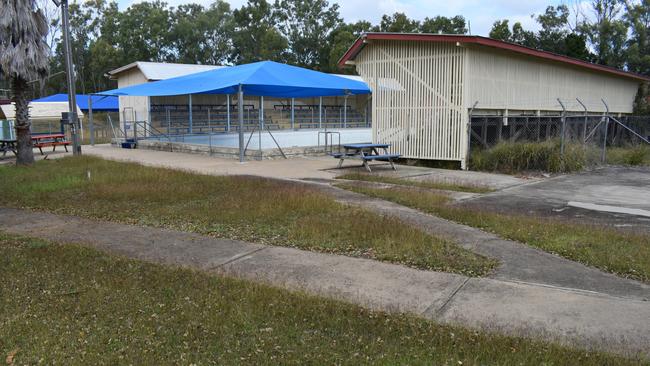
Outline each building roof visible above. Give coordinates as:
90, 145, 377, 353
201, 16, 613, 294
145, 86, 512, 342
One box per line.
338, 32, 650, 82
107, 61, 224, 81
31, 93, 118, 111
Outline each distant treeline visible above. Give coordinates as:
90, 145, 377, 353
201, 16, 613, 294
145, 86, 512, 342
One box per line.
32, 0, 650, 106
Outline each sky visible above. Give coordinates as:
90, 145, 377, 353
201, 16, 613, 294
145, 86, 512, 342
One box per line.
116, 0, 569, 36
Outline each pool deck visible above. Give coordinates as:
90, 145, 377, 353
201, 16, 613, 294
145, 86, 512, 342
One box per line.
82, 144, 529, 189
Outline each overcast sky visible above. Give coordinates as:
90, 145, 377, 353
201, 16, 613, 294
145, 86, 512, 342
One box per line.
116, 0, 569, 36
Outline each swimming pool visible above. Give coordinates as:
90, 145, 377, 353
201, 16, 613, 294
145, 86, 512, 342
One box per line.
155, 128, 372, 149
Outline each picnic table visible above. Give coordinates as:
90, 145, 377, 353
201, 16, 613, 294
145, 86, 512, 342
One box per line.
32, 133, 70, 155
333, 143, 401, 172
0, 139, 17, 157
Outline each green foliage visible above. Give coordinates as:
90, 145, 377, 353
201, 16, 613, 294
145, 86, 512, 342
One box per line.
0, 156, 495, 276
1, 234, 638, 365
470, 140, 588, 174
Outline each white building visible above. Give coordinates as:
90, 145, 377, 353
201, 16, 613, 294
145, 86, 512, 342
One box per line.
338, 33, 649, 168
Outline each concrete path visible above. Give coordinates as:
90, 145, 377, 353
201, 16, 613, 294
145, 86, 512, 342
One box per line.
462, 166, 650, 234
1, 207, 649, 358
314, 183, 650, 301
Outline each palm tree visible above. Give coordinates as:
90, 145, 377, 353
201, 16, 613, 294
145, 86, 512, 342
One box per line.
0, 0, 50, 165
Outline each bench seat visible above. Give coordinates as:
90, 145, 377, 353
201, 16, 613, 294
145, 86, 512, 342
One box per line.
362, 154, 401, 161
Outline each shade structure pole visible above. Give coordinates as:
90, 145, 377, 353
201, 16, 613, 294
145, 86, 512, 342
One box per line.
343, 95, 348, 128
319, 97, 322, 129
259, 96, 263, 159
291, 98, 295, 129
238, 84, 244, 162
226, 94, 231, 132
188, 94, 193, 134
88, 95, 94, 145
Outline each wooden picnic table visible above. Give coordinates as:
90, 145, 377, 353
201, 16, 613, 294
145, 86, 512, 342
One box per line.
32, 133, 70, 155
333, 143, 401, 172
1, 134, 71, 157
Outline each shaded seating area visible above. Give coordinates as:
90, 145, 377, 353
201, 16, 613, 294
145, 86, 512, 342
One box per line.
99, 60, 371, 161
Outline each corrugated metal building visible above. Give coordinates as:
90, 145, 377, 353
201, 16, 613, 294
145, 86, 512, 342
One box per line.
338, 33, 649, 168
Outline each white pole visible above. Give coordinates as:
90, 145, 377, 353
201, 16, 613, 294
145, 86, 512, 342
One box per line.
291, 98, 295, 129
259, 96, 263, 159
188, 94, 193, 134
319, 96, 322, 129
226, 94, 231, 132
238, 85, 244, 162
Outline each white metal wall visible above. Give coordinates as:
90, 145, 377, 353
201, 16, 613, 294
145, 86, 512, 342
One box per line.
355, 40, 468, 165
116, 68, 150, 125
465, 46, 639, 113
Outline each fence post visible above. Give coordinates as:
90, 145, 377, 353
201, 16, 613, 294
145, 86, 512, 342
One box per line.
465, 101, 478, 170
601, 99, 610, 163
576, 98, 588, 144
557, 98, 566, 157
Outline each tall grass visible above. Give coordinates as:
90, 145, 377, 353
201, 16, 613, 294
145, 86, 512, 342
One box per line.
470, 140, 589, 174
0, 156, 495, 276
471, 140, 650, 174
1, 233, 638, 365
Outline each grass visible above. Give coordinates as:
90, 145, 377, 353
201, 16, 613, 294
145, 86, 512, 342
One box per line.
470, 140, 590, 174
470, 141, 650, 174
0, 232, 643, 365
607, 145, 650, 166
337, 183, 650, 284
0, 156, 495, 277
336, 172, 493, 193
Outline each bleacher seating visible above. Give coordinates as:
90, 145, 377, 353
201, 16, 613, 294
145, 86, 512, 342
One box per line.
148, 103, 370, 135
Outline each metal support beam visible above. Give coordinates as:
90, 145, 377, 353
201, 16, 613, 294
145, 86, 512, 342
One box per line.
188, 94, 193, 134
557, 98, 566, 156
601, 99, 610, 163
259, 96, 263, 159
226, 94, 231, 132
88, 95, 94, 145
319, 97, 322, 129
238, 85, 244, 162
576, 98, 588, 143
291, 98, 295, 129
465, 101, 478, 170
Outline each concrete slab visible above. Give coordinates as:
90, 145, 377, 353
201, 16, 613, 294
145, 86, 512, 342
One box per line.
216, 245, 467, 314
462, 166, 650, 233
0, 207, 263, 270
436, 278, 650, 356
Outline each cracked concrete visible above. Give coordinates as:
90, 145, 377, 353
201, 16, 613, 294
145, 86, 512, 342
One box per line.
1, 207, 649, 358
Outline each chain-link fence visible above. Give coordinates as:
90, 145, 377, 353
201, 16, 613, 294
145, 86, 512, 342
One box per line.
469, 114, 650, 161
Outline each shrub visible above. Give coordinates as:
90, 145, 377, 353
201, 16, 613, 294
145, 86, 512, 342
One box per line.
470, 140, 586, 174
607, 145, 650, 166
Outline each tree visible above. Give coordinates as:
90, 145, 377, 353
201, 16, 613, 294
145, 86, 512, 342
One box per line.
580, 0, 628, 67
327, 20, 372, 72
0, 0, 50, 165
420, 15, 467, 34
374, 12, 420, 33
489, 20, 512, 41
231, 0, 288, 64
624, 0, 650, 75
171, 1, 234, 65
274, 0, 342, 70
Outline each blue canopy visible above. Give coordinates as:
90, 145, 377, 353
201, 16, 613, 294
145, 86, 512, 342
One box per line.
31, 93, 119, 111
100, 61, 371, 98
